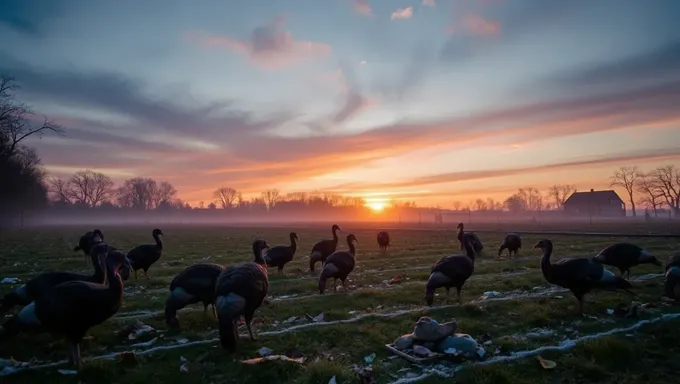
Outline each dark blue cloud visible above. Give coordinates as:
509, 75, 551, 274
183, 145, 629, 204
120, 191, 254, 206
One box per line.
0, 0, 62, 36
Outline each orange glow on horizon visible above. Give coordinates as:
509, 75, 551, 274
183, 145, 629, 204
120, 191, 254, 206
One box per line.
364, 197, 388, 212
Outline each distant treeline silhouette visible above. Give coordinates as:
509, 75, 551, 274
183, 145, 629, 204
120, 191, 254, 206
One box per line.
1, 73, 679, 227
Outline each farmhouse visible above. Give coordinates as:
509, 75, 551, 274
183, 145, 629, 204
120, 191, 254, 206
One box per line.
563, 189, 625, 217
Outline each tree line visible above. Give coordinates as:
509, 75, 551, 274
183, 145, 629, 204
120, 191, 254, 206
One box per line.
609, 165, 680, 217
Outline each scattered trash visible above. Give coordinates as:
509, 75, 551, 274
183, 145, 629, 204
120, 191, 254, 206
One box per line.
364, 352, 376, 364
481, 291, 501, 299
606, 308, 615, 315
393, 334, 414, 350
176, 338, 189, 344
413, 345, 433, 358
388, 276, 403, 285
179, 356, 189, 373
437, 333, 482, 357
305, 313, 325, 323
536, 355, 557, 369
283, 316, 298, 323
554, 296, 564, 300
130, 337, 158, 348
57, 369, 77, 375
118, 321, 155, 340
412, 317, 457, 342
0, 277, 20, 284
258, 347, 273, 357
328, 376, 337, 384
240, 355, 305, 365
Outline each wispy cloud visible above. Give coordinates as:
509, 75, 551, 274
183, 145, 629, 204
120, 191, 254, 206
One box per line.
186, 16, 331, 69
447, 14, 500, 35
351, 0, 373, 16
422, 0, 436, 7
391, 7, 413, 20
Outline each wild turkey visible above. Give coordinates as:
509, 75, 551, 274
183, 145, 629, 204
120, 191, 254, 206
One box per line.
0, 233, 108, 316
456, 223, 483, 253
534, 239, 634, 314
664, 253, 680, 300
318, 234, 358, 294
377, 231, 390, 254
425, 234, 476, 306
592, 242, 662, 279
126, 228, 164, 279
0, 244, 129, 368
309, 224, 341, 272
165, 263, 225, 328
73, 229, 104, 259
498, 233, 522, 258
214, 239, 270, 352
263, 232, 298, 275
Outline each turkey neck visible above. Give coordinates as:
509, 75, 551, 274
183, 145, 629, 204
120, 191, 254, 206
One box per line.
105, 261, 124, 299
332, 227, 339, 245
253, 247, 266, 265
89, 249, 105, 282
457, 225, 464, 241
153, 233, 163, 250
289, 235, 297, 253
463, 240, 476, 262
347, 240, 356, 256
539, 243, 553, 277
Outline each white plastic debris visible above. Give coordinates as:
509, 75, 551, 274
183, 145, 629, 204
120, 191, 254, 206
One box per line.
128, 324, 155, 340
328, 376, 337, 384
312, 313, 325, 322
0, 278, 20, 284
131, 337, 158, 348
481, 291, 500, 299
177, 338, 189, 344
258, 347, 273, 357
57, 369, 78, 375
443, 347, 458, 355
606, 309, 615, 315
283, 316, 298, 323
179, 356, 189, 373
364, 352, 376, 364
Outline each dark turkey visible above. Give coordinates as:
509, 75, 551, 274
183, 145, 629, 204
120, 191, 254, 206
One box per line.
592, 242, 662, 279
425, 234, 476, 306
165, 263, 225, 328
309, 224, 341, 272
456, 223, 483, 253
0, 244, 129, 368
534, 239, 634, 314
214, 239, 269, 352
377, 231, 390, 254
498, 233, 522, 258
264, 232, 298, 275
318, 234, 358, 294
73, 229, 105, 257
126, 228, 164, 279
664, 253, 680, 300
0, 233, 108, 316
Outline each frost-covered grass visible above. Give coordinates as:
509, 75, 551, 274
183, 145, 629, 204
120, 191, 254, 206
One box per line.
0, 223, 679, 383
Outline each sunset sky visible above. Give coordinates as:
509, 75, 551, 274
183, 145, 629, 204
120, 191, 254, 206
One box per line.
1, 0, 680, 208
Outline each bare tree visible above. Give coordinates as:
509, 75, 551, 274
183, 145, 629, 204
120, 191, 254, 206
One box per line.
610, 166, 638, 217
68, 170, 96, 206
198, 201, 205, 209
152, 181, 177, 208
261, 189, 281, 210
117, 177, 156, 209
88, 171, 114, 206
451, 201, 462, 211
474, 198, 488, 211
47, 177, 73, 203
636, 172, 661, 217
504, 194, 524, 213
650, 165, 680, 216
0, 75, 63, 160
547, 184, 576, 210
236, 192, 244, 207
213, 187, 238, 208
516, 188, 543, 211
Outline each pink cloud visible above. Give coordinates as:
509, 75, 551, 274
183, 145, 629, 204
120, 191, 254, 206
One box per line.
422, 0, 436, 7
352, 0, 373, 16
186, 16, 331, 69
447, 14, 501, 35
391, 7, 414, 20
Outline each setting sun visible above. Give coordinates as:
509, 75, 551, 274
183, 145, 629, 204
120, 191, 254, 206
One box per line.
367, 202, 385, 212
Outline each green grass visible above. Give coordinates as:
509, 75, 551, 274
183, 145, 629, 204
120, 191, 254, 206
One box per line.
1, 223, 679, 383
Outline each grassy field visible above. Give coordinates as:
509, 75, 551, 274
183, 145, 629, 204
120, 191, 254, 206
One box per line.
0, 222, 679, 383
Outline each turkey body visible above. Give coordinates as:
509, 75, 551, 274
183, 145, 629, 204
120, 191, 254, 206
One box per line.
377, 231, 390, 253
214, 240, 269, 352
593, 242, 662, 279
535, 239, 634, 314
127, 228, 164, 279
498, 233, 522, 258
0, 244, 128, 367
664, 253, 680, 299
0, 234, 107, 316
264, 232, 298, 275
165, 263, 225, 327
309, 224, 341, 272
425, 235, 476, 306
318, 234, 357, 294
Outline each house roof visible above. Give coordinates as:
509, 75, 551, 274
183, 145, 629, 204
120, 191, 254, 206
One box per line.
564, 189, 624, 206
